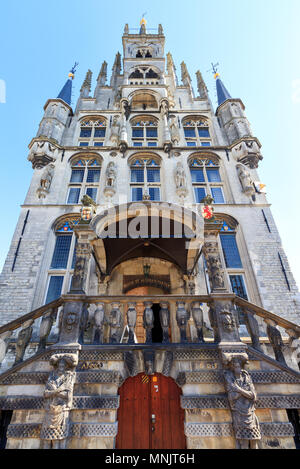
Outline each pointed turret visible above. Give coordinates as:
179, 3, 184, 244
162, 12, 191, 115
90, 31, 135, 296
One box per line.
214, 68, 262, 167
57, 63, 78, 106
214, 72, 232, 106
180, 61, 191, 87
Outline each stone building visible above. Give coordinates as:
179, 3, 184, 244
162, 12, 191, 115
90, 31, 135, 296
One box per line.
0, 20, 299, 450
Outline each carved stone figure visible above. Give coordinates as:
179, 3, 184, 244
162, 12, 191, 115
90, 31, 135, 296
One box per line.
265, 319, 286, 364
223, 353, 261, 449
174, 162, 186, 189
160, 99, 169, 117
220, 309, 236, 332
14, 320, 34, 365
120, 99, 131, 121
109, 302, 122, 343
106, 162, 117, 188
41, 353, 78, 449
237, 164, 255, 197
169, 116, 180, 145
126, 302, 137, 344
93, 303, 105, 344
110, 116, 120, 145
143, 302, 154, 343
40, 163, 55, 191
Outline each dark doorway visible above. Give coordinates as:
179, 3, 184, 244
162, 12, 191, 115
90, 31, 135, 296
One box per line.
152, 303, 163, 343
287, 409, 300, 449
0, 410, 13, 449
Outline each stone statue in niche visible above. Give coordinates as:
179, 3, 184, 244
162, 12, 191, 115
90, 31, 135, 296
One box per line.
237, 164, 255, 197
223, 353, 261, 449
169, 116, 180, 145
39, 163, 55, 192
110, 116, 120, 145
106, 162, 117, 188
174, 162, 186, 189
120, 99, 131, 121
40, 353, 78, 449
160, 99, 169, 117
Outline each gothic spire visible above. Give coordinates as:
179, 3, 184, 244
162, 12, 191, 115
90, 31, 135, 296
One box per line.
214, 72, 232, 106
57, 63, 78, 106
110, 53, 121, 87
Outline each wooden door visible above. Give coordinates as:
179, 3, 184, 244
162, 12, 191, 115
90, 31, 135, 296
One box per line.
116, 373, 186, 449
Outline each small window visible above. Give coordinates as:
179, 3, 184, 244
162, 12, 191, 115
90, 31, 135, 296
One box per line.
67, 187, 81, 204
211, 187, 225, 204
79, 142, 89, 147
187, 142, 196, 147
70, 169, 84, 183
220, 234, 242, 268
194, 187, 206, 203
131, 169, 144, 183
191, 169, 205, 183
50, 235, 72, 269
45, 276, 64, 304
229, 275, 248, 300
86, 187, 97, 201
87, 169, 100, 183
207, 169, 221, 182
149, 187, 160, 201
132, 187, 143, 201
80, 128, 92, 138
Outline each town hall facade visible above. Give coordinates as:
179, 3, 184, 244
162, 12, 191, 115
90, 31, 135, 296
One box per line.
0, 21, 299, 450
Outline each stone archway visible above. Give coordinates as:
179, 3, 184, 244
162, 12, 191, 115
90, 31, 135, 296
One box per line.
116, 373, 186, 449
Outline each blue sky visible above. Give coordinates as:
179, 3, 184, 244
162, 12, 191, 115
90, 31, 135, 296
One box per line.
0, 0, 300, 289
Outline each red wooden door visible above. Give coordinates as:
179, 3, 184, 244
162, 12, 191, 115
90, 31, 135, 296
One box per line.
116, 373, 186, 449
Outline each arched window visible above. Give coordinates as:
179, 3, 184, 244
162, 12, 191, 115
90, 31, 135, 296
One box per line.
44, 217, 80, 304
131, 116, 158, 147
67, 156, 101, 204
189, 156, 225, 204
130, 156, 161, 201
78, 117, 106, 147
129, 67, 160, 85
183, 117, 211, 147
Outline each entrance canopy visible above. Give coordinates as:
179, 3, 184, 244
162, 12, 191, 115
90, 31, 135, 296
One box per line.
90, 202, 204, 275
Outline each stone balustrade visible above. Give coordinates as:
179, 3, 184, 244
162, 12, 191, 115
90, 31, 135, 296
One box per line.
0, 294, 299, 376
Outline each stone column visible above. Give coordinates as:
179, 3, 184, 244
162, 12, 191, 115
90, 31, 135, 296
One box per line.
69, 226, 97, 295
203, 219, 241, 345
